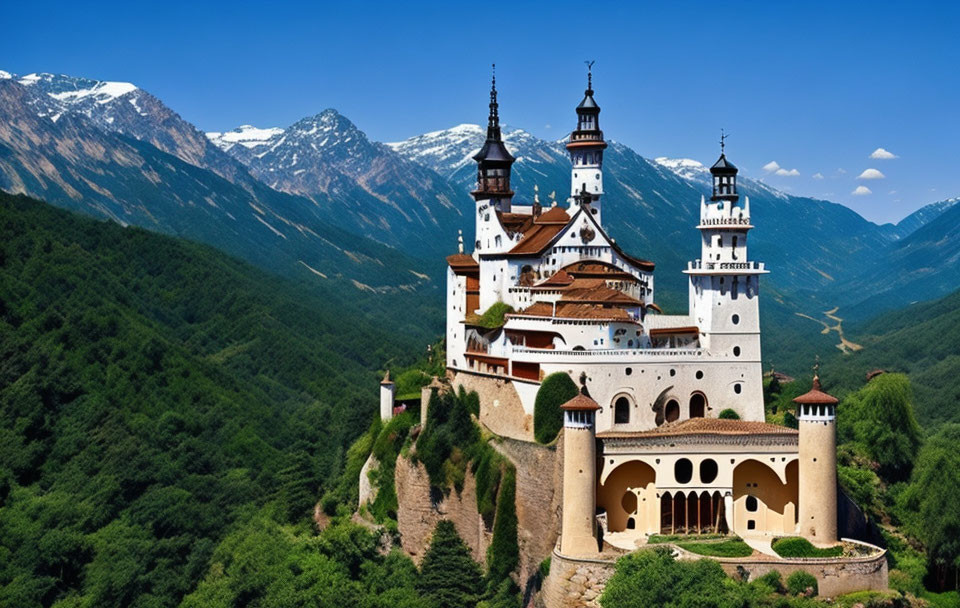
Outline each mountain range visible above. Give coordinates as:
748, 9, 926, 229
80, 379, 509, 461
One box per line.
2, 68, 960, 360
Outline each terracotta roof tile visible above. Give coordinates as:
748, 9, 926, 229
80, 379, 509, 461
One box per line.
446, 253, 479, 268
535, 206, 570, 224
507, 223, 565, 255
561, 393, 600, 411
597, 418, 797, 439
793, 376, 839, 405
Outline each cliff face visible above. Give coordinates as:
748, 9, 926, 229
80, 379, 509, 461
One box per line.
394, 454, 489, 565
393, 436, 564, 587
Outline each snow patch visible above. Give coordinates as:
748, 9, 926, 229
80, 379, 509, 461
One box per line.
49, 80, 138, 104
0, 70, 12, 79
206, 125, 283, 150
654, 157, 709, 182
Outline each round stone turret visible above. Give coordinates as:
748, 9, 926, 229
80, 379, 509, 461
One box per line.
560, 391, 600, 557
794, 374, 839, 546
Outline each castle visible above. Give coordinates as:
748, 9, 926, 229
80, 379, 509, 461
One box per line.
379, 67, 887, 599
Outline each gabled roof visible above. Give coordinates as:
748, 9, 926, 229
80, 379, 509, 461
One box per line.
511, 302, 637, 322
536, 206, 571, 224
558, 279, 643, 306
535, 269, 575, 288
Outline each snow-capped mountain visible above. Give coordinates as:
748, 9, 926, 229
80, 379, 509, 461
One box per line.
653, 157, 711, 184
206, 110, 473, 257
0, 74, 430, 290
7, 70, 255, 185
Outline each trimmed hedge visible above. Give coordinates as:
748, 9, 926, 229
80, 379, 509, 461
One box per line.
772, 537, 843, 558
675, 539, 753, 557
718, 408, 740, 420
534, 372, 580, 444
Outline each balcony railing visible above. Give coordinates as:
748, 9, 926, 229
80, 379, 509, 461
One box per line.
687, 260, 766, 272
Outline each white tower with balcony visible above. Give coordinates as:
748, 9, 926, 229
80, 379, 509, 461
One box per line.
566, 62, 607, 225
684, 136, 768, 420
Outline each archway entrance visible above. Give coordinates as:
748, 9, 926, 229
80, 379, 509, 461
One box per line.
659, 491, 728, 535
689, 392, 706, 418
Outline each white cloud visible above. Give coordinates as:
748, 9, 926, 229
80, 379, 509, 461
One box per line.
812, 172, 824, 180
836, 168, 847, 175
775, 168, 800, 177
762, 161, 781, 172
857, 168, 885, 180
870, 147, 898, 159
852, 185, 872, 196
544, 123, 552, 130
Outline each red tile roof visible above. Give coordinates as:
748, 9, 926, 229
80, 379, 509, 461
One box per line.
446, 253, 479, 269
792, 376, 839, 405
561, 393, 600, 411
597, 418, 797, 439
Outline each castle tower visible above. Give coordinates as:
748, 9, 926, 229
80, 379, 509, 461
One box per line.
684, 138, 768, 420
794, 372, 839, 546
471, 64, 515, 215
566, 62, 607, 224
560, 392, 600, 557
380, 371, 395, 422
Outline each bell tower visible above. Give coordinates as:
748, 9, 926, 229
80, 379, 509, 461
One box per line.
566, 61, 607, 224
684, 136, 768, 420
471, 64, 515, 213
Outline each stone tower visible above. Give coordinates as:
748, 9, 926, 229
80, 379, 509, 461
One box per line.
380, 371, 395, 422
566, 63, 607, 224
684, 141, 768, 421
794, 374, 839, 546
560, 392, 600, 557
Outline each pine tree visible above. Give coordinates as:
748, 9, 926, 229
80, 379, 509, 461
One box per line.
418, 520, 483, 608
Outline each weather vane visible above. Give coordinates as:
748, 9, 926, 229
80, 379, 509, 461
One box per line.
584, 60, 595, 88
720, 129, 728, 154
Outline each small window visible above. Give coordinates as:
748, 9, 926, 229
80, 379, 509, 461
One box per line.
696, 370, 704, 380
746, 496, 758, 512
700, 459, 718, 484
747, 520, 756, 530
732, 314, 740, 325
625, 367, 632, 376
665, 400, 680, 422
734, 384, 742, 394
675, 459, 693, 484
733, 346, 741, 357
614, 397, 631, 424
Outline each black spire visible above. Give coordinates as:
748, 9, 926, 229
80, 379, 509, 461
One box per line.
568, 61, 606, 151
710, 130, 739, 202
471, 64, 514, 202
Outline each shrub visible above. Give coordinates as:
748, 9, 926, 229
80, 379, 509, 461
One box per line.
718, 408, 740, 420
600, 548, 733, 608
534, 372, 579, 444
786, 570, 818, 596
475, 302, 514, 329
755, 570, 784, 593
772, 537, 843, 558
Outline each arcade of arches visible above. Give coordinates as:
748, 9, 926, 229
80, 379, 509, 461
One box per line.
596, 455, 798, 545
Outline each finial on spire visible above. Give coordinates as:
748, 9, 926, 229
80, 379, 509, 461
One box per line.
584, 60, 595, 90
534, 184, 540, 204
719, 129, 728, 154
457, 229, 464, 254
491, 63, 496, 91
813, 354, 821, 377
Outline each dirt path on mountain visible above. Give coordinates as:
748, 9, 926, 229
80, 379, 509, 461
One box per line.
795, 306, 863, 353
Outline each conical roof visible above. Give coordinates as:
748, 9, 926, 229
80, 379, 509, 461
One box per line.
793, 376, 838, 405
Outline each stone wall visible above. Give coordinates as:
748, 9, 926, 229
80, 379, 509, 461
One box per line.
539, 550, 616, 608
705, 544, 889, 598
394, 454, 489, 565
496, 436, 564, 585
358, 454, 377, 508
451, 370, 534, 442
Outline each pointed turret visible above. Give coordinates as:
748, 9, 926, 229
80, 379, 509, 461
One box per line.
471, 64, 514, 206
566, 61, 608, 222
794, 361, 839, 546
710, 130, 739, 203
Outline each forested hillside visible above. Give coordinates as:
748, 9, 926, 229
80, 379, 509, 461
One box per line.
0, 193, 433, 607
817, 287, 960, 427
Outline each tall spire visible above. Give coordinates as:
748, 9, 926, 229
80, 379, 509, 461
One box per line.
471, 63, 514, 203
487, 63, 501, 140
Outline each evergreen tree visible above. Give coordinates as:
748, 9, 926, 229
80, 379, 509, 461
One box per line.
418, 520, 484, 608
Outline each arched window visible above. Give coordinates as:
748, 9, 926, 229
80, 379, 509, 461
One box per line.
675, 459, 693, 484
614, 397, 631, 424
746, 495, 758, 512
689, 393, 706, 418
665, 400, 680, 423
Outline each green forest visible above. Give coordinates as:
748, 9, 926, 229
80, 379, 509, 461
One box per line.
3, 192, 960, 608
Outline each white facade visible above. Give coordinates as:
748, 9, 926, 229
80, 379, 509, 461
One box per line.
446, 84, 769, 438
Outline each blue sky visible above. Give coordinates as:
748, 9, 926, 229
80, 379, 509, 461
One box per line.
3, 0, 958, 224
